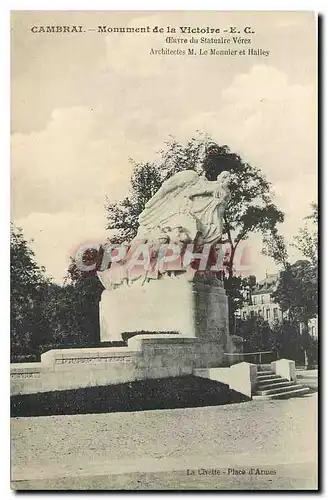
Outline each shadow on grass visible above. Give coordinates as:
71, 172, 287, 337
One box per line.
11, 375, 249, 418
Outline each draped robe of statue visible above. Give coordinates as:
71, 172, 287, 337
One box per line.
97, 169, 231, 289
135, 169, 231, 246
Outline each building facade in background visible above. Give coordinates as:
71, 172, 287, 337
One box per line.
237, 273, 318, 339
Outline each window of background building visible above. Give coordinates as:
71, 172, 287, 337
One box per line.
258, 309, 262, 316
261, 295, 264, 304
311, 326, 316, 337
266, 309, 270, 319
253, 296, 257, 305
273, 308, 278, 318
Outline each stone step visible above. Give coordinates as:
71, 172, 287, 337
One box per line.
257, 380, 291, 391
255, 383, 304, 396
253, 386, 310, 400
257, 374, 282, 383
256, 370, 273, 376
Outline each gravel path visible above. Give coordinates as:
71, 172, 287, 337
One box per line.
11, 393, 317, 489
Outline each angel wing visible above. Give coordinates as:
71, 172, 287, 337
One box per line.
138, 170, 199, 231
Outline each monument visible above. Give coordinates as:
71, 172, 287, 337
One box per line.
98, 169, 235, 354
11, 169, 244, 395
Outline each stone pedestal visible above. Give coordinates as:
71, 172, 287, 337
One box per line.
99, 275, 229, 343
271, 358, 296, 382
11, 335, 229, 395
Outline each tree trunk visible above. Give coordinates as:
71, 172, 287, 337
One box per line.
301, 313, 309, 368
227, 246, 236, 335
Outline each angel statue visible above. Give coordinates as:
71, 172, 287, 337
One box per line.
97, 169, 231, 290
133, 169, 231, 247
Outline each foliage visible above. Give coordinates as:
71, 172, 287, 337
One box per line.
272, 260, 317, 330
10, 224, 49, 360
225, 274, 256, 332
224, 276, 247, 316
307, 337, 318, 367
262, 203, 318, 347
270, 319, 317, 366
293, 202, 318, 266
11, 225, 104, 361
270, 319, 304, 363
55, 260, 104, 345
237, 316, 317, 366
262, 230, 289, 270
236, 315, 274, 353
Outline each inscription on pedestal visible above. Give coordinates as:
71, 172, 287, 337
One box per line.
55, 356, 134, 365
11, 372, 41, 379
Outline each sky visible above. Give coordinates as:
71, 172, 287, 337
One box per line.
11, 11, 317, 283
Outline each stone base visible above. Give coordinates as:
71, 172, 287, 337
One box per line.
11, 335, 230, 395
10, 277, 242, 396
99, 275, 229, 343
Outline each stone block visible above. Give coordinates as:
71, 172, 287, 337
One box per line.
99, 276, 228, 343
271, 358, 296, 382
194, 361, 257, 398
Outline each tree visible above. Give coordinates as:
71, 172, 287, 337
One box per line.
273, 260, 317, 324
11, 224, 109, 358
262, 203, 318, 321
62, 258, 104, 344
237, 315, 274, 355
272, 259, 317, 366
10, 224, 49, 360
105, 135, 285, 332
270, 319, 304, 364
267, 205, 318, 367
293, 202, 318, 267
225, 274, 256, 328
262, 230, 289, 270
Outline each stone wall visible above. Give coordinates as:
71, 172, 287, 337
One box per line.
11, 346, 141, 395
11, 334, 230, 396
